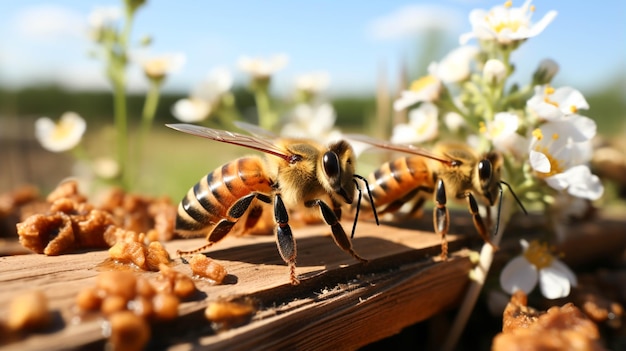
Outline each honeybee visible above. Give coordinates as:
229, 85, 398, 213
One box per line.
166, 124, 377, 285
347, 135, 526, 260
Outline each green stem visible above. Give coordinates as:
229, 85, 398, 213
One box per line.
140, 80, 162, 144
112, 77, 129, 189
254, 89, 275, 131
108, 2, 135, 190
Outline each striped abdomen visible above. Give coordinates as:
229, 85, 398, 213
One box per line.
368, 156, 435, 214
176, 157, 273, 237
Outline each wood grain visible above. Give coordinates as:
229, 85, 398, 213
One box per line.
2, 210, 624, 350
0, 217, 476, 350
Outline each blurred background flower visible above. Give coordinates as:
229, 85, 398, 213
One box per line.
35, 112, 86, 152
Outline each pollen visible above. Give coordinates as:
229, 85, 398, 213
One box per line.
570, 105, 578, 114
530, 5, 536, 12
52, 121, 75, 141
409, 75, 438, 92
523, 240, 554, 269
543, 97, 559, 107
493, 20, 522, 33
532, 128, 543, 140
551, 133, 559, 140
479, 121, 487, 134
544, 86, 555, 95
504, 1, 512, 8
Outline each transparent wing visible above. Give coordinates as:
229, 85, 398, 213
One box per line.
233, 120, 279, 139
166, 123, 294, 163
344, 134, 452, 165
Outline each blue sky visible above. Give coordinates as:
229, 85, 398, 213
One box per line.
0, 0, 624, 97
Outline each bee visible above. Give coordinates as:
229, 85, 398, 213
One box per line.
347, 135, 526, 260
166, 124, 378, 285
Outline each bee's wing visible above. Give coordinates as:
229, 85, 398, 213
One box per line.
233, 120, 279, 139
166, 123, 295, 163
345, 134, 453, 165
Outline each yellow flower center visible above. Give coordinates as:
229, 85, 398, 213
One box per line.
409, 75, 438, 92
532, 128, 543, 140
523, 240, 554, 269
504, 1, 512, 8
479, 121, 487, 134
570, 105, 578, 114
492, 19, 522, 33
52, 120, 76, 141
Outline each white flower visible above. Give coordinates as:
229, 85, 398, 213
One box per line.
443, 111, 466, 133
529, 122, 603, 200
135, 52, 186, 81
92, 157, 120, 179
280, 103, 341, 143
238, 54, 289, 79
432, 45, 479, 84
391, 102, 439, 144
192, 67, 233, 102
393, 63, 442, 111
500, 239, 577, 299
483, 59, 507, 84
171, 67, 233, 123
295, 71, 330, 94
35, 112, 86, 152
527, 85, 589, 121
481, 112, 519, 152
88, 6, 121, 30
171, 98, 212, 123
460, 0, 557, 45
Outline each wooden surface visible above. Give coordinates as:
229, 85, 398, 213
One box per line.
0, 216, 477, 351
3, 211, 623, 350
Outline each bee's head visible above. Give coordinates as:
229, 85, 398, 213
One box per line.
475, 151, 503, 206
320, 140, 356, 204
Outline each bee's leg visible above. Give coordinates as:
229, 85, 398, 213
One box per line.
306, 199, 368, 264
176, 193, 261, 257
433, 179, 449, 260
466, 194, 497, 249
176, 219, 236, 256
273, 194, 299, 285
331, 198, 343, 221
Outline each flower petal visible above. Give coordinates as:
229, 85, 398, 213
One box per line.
500, 256, 538, 295
547, 165, 604, 200
529, 150, 551, 173
171, 98, 211, 123
538, 261, 576, 299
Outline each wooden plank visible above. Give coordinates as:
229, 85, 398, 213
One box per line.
0, 218, 476, 350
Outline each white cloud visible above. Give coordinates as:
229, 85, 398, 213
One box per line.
11, 4, 87, 41
368, 4, 464, 40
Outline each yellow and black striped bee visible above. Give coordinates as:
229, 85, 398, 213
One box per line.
347, 135, 526, 259
166, 124, 377, 285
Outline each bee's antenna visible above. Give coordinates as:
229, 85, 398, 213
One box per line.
500, 181, 527, 215
350, 178, 363, 240
354, 174, 380, 225
493, 181, 527, 236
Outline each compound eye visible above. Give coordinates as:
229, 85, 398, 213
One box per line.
323, 151, 340, 178
478, 159, 492, 183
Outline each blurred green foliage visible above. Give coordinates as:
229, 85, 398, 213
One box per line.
0, 86, 378, 128
1, 82, 622, 199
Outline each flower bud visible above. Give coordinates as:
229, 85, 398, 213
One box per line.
532, 58, 559, 85
483, 59, 507, 85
